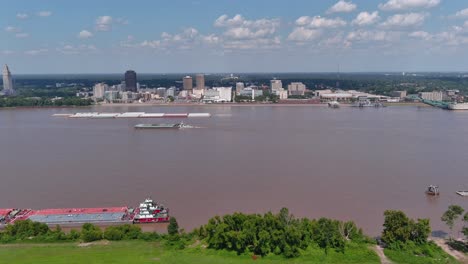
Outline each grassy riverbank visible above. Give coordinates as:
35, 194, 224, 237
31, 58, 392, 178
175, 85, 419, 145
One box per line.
0, 240, 380, 264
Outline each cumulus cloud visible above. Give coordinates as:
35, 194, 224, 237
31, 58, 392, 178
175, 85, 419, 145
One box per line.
287, 27, 322, 42
327, 0, 357, 14
379, 0, 440, 11
96, 16, 113, 31
16, 13, 28, 19
380, 12, 428, 28
78, 30, 93, 39
2, 50, 14, 55
352, 11, 380, 26
295, 16, 347, 28
37, 11, 52, 17
214, 14, 280, 40
25, 49, 48, 55
57, 44, 97, 55
15, 33, 29, 38
408, 31, 432, 40
346, 30, 398, 43
453, 8, 468, 19
5, 26, 20, 33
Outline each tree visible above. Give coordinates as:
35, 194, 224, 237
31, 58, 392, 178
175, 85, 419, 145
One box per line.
463, 212, 468, 241
81, 223, 103, 242
168, 217, 179, 236
441, 205, 464, 239
382, 210, 412, 245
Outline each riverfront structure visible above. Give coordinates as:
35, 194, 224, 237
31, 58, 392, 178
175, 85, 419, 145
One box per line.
419, 91, 443, 102
124, 70, 137, 92
195, 74, 205, 90
2, 64, 14, 96
183, 76, 193, 91
270, 79, 283, 91
288, 82, 306, 96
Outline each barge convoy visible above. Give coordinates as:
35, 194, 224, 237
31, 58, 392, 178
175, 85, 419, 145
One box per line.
0, 198, 169, 227
52, 112, 211, 118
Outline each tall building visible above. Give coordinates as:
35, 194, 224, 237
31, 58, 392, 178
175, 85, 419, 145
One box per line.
270, 79, 283, 91
195, 74, 205, 90
288, 82, 306, 96
93, 83, 108, 99
124, 70, 137, 92
236, 82, 245, 95
2, 64, 14, 95
183, 76, 193, 91
419, 91, 443, 101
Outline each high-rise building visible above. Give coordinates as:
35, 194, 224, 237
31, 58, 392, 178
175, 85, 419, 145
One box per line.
2, 64, 14, 95
93, 83, 108, 99
236, 82, 245, 95
196, 74, 205, 90
124, 70, 137, 92
288, 82, 306, 96
183, 76, 193, 91
270, 79, 283, 91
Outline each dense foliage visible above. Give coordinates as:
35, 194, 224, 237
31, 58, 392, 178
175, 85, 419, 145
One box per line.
0, 96, 93, 107
441, 205, 468, 243
381, 210, 431, 248
195, 208, 368, 258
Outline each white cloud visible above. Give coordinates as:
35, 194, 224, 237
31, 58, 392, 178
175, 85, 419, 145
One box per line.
352, 11, 380, 26
15, 33, 29, 38
57, 44, 97, 55
16, 13, 28, 19
380, 12, 428, 28
295, 16, 347, 28
408, 31, 432, 40
96, 16, 113, 31
453, 8, 468, 19
223, 37, 281, 51
327, 1, 357, 14
5, 26, 20, 33
214, 14, 280, 40
2, 50, 14, 55
37, 11, 52, 17
25, 49, 48, 55
379, 0, 440, 11
287, 27, 322, 42
78, 30, 93, 39
346, 30, 397, 43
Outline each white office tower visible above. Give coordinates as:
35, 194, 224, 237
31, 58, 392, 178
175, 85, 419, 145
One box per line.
270, 79, 282, 91
2, 64, 14, 96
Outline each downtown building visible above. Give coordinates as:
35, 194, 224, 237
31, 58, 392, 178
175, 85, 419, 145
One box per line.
195, 74, 205, 90
124, 70, 137, 92
288, 82, 306, 96
2, 64, 15, 96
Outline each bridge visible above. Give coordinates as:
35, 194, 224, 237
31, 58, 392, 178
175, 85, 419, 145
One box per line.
421, 99, 450, 109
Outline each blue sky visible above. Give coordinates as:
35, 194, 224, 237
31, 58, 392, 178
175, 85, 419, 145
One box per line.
1, 0, 468, 73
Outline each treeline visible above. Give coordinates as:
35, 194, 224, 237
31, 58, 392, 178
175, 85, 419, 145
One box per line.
0, 97, 93, 107
194, 208, 369, 258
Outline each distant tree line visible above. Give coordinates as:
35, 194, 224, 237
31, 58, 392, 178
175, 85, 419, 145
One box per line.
0, 97, 93, 107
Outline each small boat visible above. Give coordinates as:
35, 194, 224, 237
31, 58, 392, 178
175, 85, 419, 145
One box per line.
328, 101, 340, 108
135, 123, 188, 129
426, 185, 440, 195
456, 191, 468, 197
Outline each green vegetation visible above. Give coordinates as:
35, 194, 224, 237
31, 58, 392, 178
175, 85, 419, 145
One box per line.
0, 96, 93, 108
441, 205, 468, 254
381, 210, 457, 264
0, 208, 463, 263
196, 208, 370, 258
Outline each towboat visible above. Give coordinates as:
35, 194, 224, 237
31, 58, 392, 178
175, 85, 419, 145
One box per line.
132, 198, 170, 223
426, 185, 440, 196
134, 123, 189, 129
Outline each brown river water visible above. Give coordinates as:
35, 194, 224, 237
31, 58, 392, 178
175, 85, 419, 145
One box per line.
1, 105, 467, 236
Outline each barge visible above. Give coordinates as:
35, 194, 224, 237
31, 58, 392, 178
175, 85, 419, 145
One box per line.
52, 112, 211, 118
134, 123, 191, 129
0, 198, 169, 226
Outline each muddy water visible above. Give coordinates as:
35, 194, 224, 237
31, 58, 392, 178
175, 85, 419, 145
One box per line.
1, 105, 467, 236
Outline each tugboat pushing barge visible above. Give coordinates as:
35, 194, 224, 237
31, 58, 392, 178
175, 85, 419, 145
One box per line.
0, 197, 170, 227
133, 198, 170, 223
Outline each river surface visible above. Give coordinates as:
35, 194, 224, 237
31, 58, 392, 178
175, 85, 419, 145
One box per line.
1, 105, 467, 236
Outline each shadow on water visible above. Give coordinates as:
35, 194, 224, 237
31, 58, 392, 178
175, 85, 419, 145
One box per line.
432, 230, 449, 238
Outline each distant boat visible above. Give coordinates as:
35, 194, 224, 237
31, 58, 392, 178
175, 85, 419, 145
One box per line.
426, 185, 440, 196
134, 123, 191, 129
328, 101, 340, 108
352, 99, 385, 108
456, 191, 468, 197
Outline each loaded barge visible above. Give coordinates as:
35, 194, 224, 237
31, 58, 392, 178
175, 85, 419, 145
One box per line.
0, 198, 169, 227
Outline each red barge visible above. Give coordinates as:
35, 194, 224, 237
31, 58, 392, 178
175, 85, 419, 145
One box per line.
0, 198, 169, 226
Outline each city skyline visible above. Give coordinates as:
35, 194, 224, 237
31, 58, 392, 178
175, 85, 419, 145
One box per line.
1, 0, 468, 73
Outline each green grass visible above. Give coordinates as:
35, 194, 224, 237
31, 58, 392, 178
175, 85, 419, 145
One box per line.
0, 240, 380, 264
384, 242, 459, 264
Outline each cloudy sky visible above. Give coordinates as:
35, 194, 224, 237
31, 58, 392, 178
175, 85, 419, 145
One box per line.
1, 0, 468, 73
